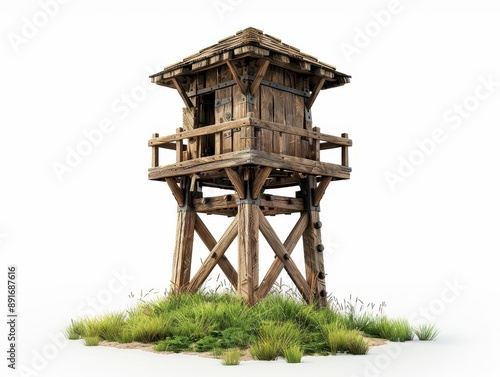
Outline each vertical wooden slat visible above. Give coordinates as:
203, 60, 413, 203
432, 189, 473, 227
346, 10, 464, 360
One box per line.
272, 66, 285, 154
284, 71, 295, 156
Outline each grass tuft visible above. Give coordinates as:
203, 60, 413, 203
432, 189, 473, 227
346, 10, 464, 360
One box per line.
413, 323, 439, 341
65, 319, 85, 340
83, 336, 100, 346
283, 345, 303, 363
221, 349, 241, 366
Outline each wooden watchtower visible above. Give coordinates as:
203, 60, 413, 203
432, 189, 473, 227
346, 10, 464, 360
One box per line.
148, 27, 351, 307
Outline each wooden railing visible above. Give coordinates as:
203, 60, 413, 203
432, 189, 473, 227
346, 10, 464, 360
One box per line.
149, 116, 351, 169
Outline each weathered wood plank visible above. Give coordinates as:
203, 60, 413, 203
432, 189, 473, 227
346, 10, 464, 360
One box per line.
283, 71, 296, 156
192, 193, 305, 213
149, 119, 252, 146
186, 217, 238, 291
258, 209, 312, 303
257, 212, 308, 298
272, 66, 285, 154
194, 214, 238, 289
171, 210, 196, 292
148, 149, 351, 181
238, 203, 259, 306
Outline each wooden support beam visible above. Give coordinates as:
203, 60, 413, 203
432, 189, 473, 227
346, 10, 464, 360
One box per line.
302, 209, 327, 307
173, 77, 194, 109
194, 214, 238, 289
186, 217, 238, 292
151, 133, 159, 167
257, 212, 309, 298
225, 168, 246, 199
258, 210, 313, 303
250, 59, 271, 95
313, 177, 332, 207
305, 77, 326, 110
227, 61, 248, 94
171, 209, 196, 292
251, 167, 272, 199
238, 203, 259, 306
165, 178, 185, 207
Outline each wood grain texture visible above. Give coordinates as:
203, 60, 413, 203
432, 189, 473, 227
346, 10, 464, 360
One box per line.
237, 203, 259, 306
257, 212, 308, 298
171, 210, 196, 292
186, 216, 238, 291
194, 214, 238, 289
258, 209, 313, 303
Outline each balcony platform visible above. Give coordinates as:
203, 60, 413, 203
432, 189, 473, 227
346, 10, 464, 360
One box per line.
148, 116, 351, 190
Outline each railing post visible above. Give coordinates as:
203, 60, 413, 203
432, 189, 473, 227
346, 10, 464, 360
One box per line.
176, 127, 183, 163
312, 127, 320, 161
341, 132, 349, 167
152, 133, 159, 167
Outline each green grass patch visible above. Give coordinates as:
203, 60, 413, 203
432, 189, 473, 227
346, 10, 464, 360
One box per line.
413, 323, 439, 341
154, 336, 192, 353
66, 290, 434, 360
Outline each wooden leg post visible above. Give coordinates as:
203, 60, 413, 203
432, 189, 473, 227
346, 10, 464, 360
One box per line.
171, 177, 196, 294
237, 173, 259, 306
301, 176, 328, 307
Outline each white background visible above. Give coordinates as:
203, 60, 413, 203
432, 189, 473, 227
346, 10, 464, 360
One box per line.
1, 1, 499, 376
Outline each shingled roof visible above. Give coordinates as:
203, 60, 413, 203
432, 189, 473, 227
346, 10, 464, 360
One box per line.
150, 27, 350, 90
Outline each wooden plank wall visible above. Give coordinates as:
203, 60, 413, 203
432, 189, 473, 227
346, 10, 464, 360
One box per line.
215, 66, 233, 154
256, 65, 306, 157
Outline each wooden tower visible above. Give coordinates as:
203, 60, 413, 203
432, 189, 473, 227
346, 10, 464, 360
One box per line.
148, 27, 351, 307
